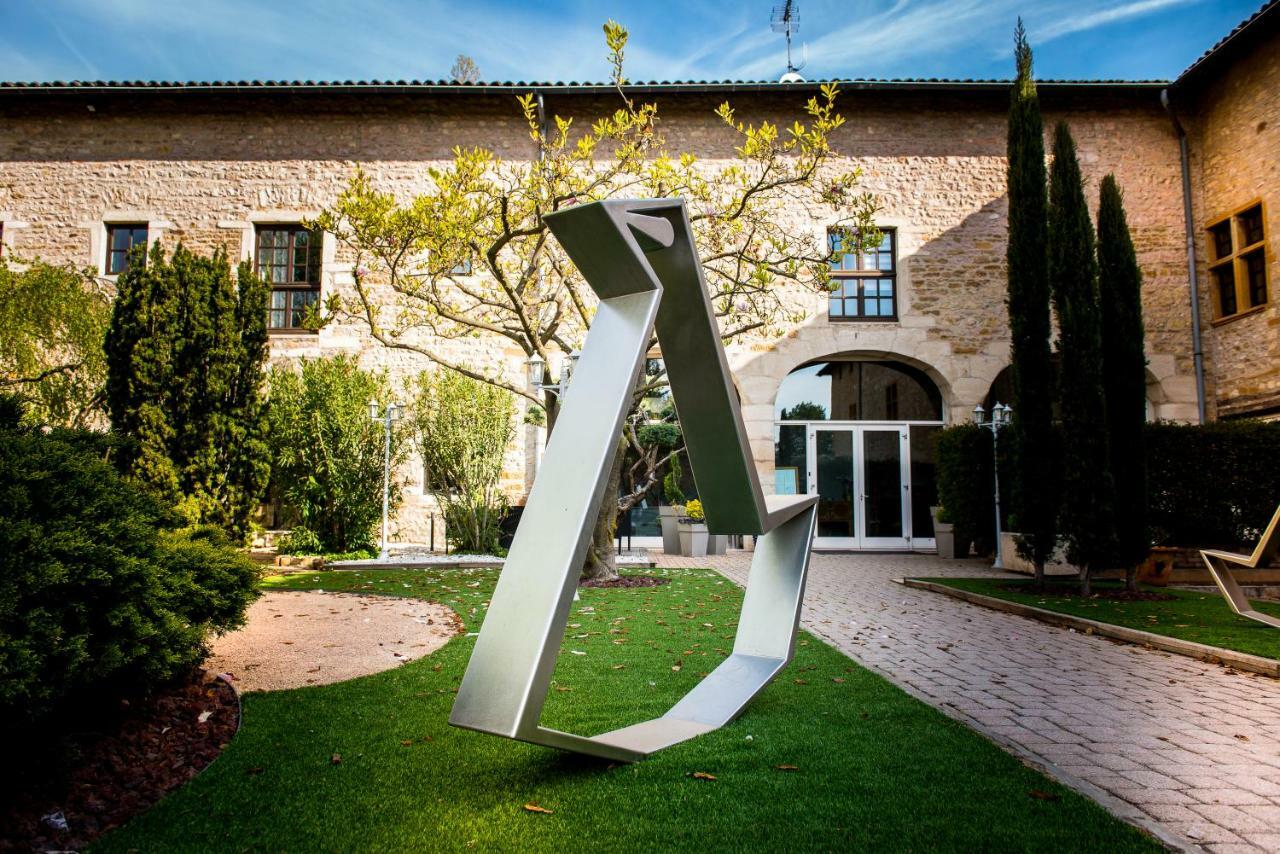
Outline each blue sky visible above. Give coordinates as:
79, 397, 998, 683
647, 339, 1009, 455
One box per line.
0, 0, 1261, 84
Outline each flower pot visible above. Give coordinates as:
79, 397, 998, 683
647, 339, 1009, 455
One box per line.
708, 533, 728, 555
678, 519, 708, 557
659, 505, 684, 555
934, 521, 957, 559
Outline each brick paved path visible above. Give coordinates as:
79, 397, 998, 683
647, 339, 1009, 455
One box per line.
653, 550, 1280, 853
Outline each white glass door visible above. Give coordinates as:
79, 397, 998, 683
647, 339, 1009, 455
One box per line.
807, 425, 911, 550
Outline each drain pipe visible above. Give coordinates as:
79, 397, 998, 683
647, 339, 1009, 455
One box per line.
1161, 88, 1207, 424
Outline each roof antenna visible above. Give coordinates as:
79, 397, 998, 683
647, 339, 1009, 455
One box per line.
771, 1, 806, 83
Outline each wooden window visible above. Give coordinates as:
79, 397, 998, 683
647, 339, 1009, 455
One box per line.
106, 223, 148, 275
1207, 202, 1269, 320
255, 225, 321, 332
827, 228, 897, 321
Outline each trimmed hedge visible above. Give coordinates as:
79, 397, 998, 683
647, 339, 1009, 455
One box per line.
937, 418, 1280, 555
0, 409, 258, 725
936, 424, 1015, 557
1146, 420, 1280, 547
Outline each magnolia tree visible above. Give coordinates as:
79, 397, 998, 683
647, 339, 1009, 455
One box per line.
315, 21, 877, 579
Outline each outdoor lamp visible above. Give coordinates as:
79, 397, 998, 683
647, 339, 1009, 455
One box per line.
368, 398, 379, 421
526, 353, 546, 388
972, 404, 985, 424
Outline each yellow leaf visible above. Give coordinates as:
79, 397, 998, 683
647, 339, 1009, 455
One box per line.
775, 764, 799, 771
689, 771, 717, 781
524, 803, 554, 814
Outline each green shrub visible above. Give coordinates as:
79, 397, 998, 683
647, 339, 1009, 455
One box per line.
663, 454, 688, 506
268, 355, 407, 553
408, 370, 515, 555
0, 257, 111, 429
936, 424, 1015, 557
1146, 420, 1280, 547
0, 411, 257, 725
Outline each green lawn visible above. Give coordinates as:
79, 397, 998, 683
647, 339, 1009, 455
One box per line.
96, 568, 1156, 853
927, 577, 1280, 661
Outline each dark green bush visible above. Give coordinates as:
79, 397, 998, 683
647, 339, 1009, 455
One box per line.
937, 425, 991, 556
938, 418, 1280, 555
0, 412, 257, 725
1146, 420, 1280, 547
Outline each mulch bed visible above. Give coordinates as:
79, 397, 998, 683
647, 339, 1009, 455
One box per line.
1001, 583, 1177, 602
581, 575, 672, 589
0, 671, 239, 852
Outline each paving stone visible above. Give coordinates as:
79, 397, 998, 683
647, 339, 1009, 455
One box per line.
656, 551, 1280, 852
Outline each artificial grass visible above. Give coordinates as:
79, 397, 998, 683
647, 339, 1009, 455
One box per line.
927, 577, 1280, 661
96, 568, 1157, 853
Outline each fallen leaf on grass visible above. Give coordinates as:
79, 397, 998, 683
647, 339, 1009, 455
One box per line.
611, 664, 625, 670
401, 739, 414, 747
688, 771, 717, 781
330, 753, 342, 765
793, 679, 808, 685
524, 803, 554, 814
775, 764, 799, 771
1028, 790, 1059, 801
832, 678, 845, 684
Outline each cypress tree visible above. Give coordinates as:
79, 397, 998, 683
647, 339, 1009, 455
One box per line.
105, 244, 271, 540
1005, 20, 1058, 589
1097, 174, 1149, 591
1048, 121, 1115, 595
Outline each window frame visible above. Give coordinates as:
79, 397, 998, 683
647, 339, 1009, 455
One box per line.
826, 227, 898, 322
105, 223, 149, 275
1207, 200, 1270, 322
255, 224, 322, 334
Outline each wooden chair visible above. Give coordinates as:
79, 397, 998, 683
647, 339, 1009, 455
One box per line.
1200, 503, 1280, 629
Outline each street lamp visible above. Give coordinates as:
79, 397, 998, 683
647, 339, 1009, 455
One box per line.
526, 349, 581, 400
972, 401, 1012, 569
369, 398, 402, 559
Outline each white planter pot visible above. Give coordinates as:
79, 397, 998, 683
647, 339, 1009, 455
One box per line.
708, 534, 728, 555
659, 505, 684, 555
678, 520, 708, 557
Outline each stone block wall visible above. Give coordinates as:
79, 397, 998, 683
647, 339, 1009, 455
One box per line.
0, 83, 1204, 531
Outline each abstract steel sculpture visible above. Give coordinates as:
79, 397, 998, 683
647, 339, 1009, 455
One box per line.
448, 199, 818, 762
1200, 503, 1280, 629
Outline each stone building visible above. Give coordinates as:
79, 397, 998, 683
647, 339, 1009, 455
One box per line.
0, 2, 1275, 551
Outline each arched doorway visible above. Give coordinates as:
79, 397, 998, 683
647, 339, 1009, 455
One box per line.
774, 358, 945, 550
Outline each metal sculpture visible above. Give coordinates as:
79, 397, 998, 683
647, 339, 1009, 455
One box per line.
448, 199, 818, 762
1200, 503, 1280, 629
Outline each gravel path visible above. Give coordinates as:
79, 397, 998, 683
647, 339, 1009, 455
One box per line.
208, 591, 458, 692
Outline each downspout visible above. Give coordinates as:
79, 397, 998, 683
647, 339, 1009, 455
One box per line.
1161, 88, 1208, 424
528, 91, 550, 484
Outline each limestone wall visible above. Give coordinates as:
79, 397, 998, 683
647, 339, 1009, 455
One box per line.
0, 85, 1203, 528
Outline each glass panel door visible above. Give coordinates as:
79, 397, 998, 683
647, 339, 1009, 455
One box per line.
859, 428, 910, 549
809, 428, 857, 547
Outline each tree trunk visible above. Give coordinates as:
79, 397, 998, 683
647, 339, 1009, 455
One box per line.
1124, 564, 1138, 593
581, 438, 626, 582
1033, 560, 1045, 592
1079, 566, 1092, 597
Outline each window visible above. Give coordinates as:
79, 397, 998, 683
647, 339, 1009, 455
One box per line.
256, 225, 321, 331
827, 228, 897, 321
1207, 202, 1268, 320
106, 224, 148, 275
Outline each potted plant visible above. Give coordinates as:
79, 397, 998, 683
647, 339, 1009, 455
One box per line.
659, 456, 687, 555
678, 499, 709, 557
933, 505, 958, 559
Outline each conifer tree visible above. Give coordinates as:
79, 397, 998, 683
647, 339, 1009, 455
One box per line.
1097, 174, 1149, 591
105, 244, 271, 540
1005, 20, 1058, 589
1048, 122, 1115, 595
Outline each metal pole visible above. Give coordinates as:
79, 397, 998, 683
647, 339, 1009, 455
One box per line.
380, 407, 392, 559
991, 424, 1004, 569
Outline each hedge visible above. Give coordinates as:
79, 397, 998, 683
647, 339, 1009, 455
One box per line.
1146, 420, 1280, 547
936, 418, 1280, 555
0, 405, 258, 726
